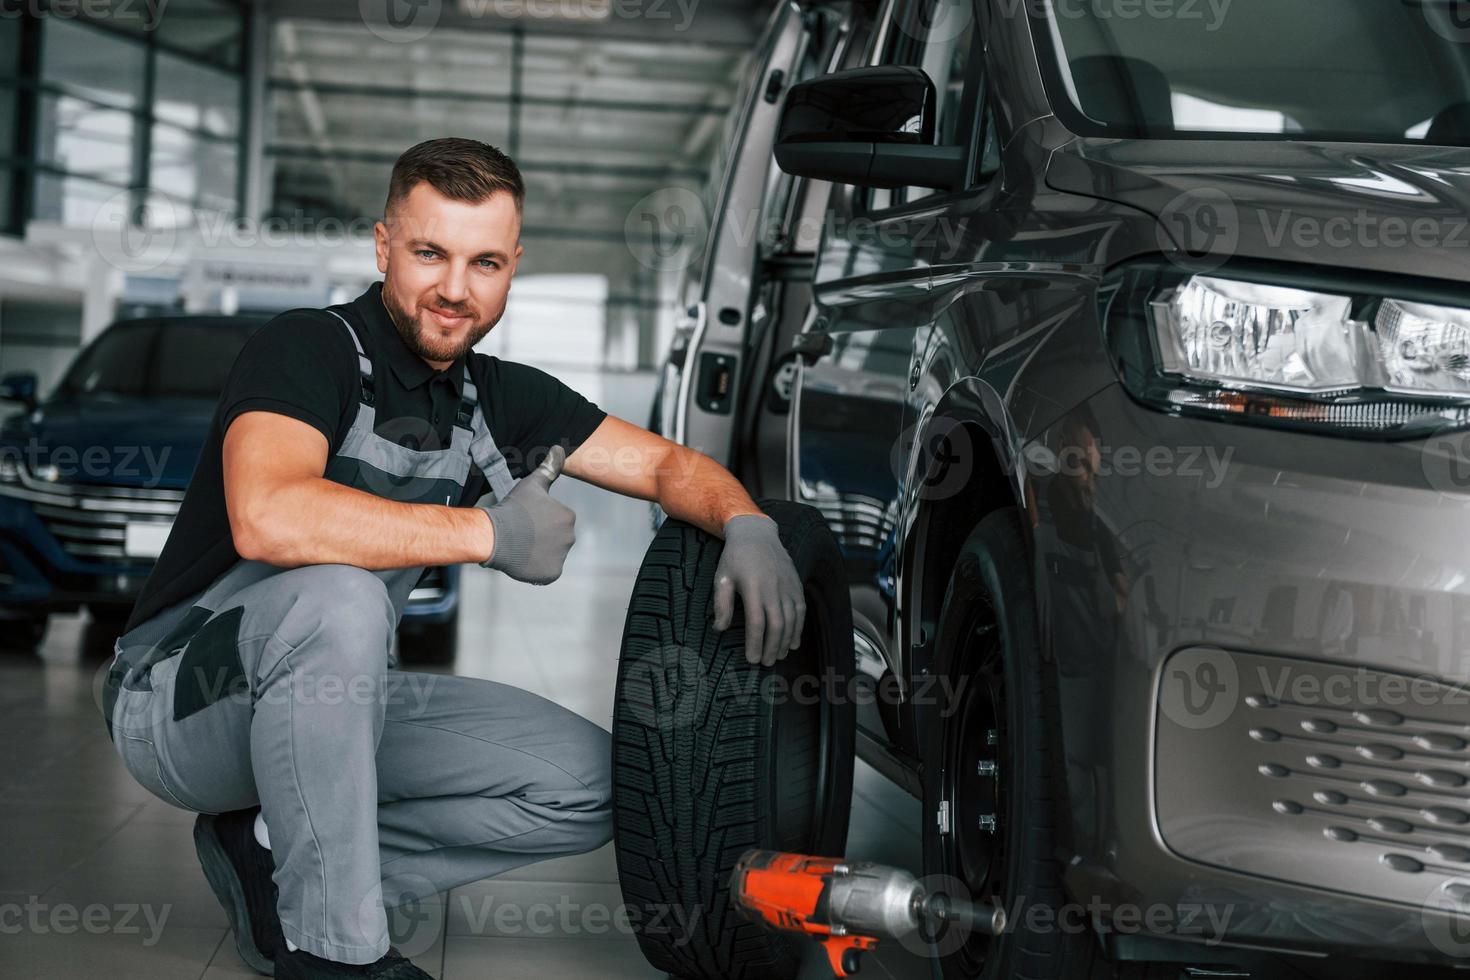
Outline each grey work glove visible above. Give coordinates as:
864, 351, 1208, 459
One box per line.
711, 514, 806, 667
477, 445, 576, 585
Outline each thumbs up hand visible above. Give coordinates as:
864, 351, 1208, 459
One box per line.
477, 444, 577, 585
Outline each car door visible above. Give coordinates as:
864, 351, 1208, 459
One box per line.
729, 3, 878, 502
791, 0, 985, 757
668, 0, 820, 463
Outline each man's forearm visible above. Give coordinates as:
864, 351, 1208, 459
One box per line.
233, 476, 493, 569
655, 448, 764, 538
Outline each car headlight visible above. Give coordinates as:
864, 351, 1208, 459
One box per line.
1153, 276, 1365, 392
1107, 263, 1470, 437
1376, 299, 1470, 395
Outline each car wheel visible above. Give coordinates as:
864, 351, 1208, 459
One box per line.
922, 508, 1156, 980
396, 616, 458, 666
0, 611, 48, 653
612, 497, 856, 980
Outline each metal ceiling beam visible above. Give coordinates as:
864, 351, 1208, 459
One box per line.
263, 0, 762, 48
265, 79, 731, 115
265, 144, 709, 179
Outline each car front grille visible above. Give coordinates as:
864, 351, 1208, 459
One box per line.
1156, 647, 1470, 912
0, 467, 183, 561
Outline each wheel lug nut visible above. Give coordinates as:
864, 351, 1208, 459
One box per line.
977, 759, 998, 777
986, 729, 999, 746
979, 814, 997, 833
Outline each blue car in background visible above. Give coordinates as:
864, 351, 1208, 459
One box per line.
0, 314, 460, 662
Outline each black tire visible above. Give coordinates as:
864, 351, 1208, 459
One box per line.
396, 616, 458, 666
922, 508, 1139, 980
612, 498, 855, 980
0, 610, 47, 653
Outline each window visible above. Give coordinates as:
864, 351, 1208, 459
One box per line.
757, 5, 846, 255
155, 52, 241, 137
42, 19, 147, 109
866, 0, 995, 210
37, 94, 136, 180
153, 0, 244, 69
151, 125, 239, 217
32, 172, 120, 227
1037, 0, 1470, 144
60, 319, 262, 400
21, 7, 247, 230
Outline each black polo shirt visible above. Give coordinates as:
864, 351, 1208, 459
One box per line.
125, 281, 606, 632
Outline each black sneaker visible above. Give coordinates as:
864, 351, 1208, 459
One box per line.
274, 947, 432, 980
194, 807, 285, 976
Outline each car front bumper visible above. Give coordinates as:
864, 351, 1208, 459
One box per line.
1027, 381, 1470, 966
0, 489, 460, 624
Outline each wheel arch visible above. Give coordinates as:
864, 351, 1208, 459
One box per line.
900, 378, 1033, 677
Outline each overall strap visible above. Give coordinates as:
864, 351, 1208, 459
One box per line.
456, 367, 478, 433
324, 308, 375, 407
465, 404, 518, 504
459, 368, 518, 503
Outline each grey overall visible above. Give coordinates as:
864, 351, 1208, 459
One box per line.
102, 307, 613, 964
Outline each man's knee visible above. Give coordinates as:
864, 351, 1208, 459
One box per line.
270, 565, 394, 673
567, 723, 613, 810
563, 724, 614, 852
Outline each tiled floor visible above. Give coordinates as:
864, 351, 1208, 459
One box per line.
0, 371, 932, 980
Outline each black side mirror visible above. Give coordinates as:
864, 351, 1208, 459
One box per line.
0, 372, 37, 410
774, 65, 966, 190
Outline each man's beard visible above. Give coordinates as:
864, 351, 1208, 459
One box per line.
380, 283, 497, 364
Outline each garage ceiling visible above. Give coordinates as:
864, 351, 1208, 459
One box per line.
265, 0, 770, 244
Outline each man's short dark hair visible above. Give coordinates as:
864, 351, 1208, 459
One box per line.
384, 137, 525, 219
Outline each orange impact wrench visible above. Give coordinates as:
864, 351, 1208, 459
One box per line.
730, 850, 1008, 977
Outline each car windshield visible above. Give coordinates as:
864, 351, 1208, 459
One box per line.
1038, 0, 1470, 144
58, 318, 263, 401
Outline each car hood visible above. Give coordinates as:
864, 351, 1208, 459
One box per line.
1, 398, 214, 489
1046, 138, 1470, 283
